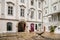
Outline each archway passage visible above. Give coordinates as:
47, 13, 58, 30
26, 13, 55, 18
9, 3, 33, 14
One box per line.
18, 21, 26, 32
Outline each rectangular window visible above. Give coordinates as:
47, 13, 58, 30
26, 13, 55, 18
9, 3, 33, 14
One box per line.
52, 15, 53, 21
45, 10, 47, 14
53, 15, 57, 21
38, 24, 41, 27
45, 1, 46, 5
58, 14, 60, 21
21, 0, 24, 3
8, 6, 13, 15
38, 13, 41, 19
49, 17, 52, 22
31, 0, 34, 5
53, 6, 56, 11
38, 2, 40, 8
58, 27, 60, 30
35, 24, 37, 30
7, 22, 12, 31
20, 9, 25, 17
30, 11, 34, 19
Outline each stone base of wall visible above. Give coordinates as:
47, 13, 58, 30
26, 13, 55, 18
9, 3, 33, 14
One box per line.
0, 33, 18, 40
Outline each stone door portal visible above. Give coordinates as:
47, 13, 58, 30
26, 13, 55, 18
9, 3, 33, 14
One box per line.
18, 21, 26, 32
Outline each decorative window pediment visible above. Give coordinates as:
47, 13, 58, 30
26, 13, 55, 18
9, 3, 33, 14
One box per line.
30, 8, 35, 10
20, 5, 26, 8
7, 2, 15, 5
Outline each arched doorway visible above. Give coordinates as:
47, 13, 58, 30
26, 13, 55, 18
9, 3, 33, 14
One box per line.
18, 21, 26, 32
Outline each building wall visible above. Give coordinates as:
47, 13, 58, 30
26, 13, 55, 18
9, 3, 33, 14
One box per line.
0, 1, 1, 17
0, 20, 18, 33
43, 0, 60, 33
0, 0, 43, 33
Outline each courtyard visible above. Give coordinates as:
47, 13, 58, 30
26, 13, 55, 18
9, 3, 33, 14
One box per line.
0, 0, 60, 40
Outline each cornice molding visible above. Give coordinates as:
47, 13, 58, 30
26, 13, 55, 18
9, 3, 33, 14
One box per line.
27, 20, 42, 23
0, 18, 18, 21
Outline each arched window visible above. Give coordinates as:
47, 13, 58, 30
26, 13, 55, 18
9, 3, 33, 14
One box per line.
7, 22, 12, 31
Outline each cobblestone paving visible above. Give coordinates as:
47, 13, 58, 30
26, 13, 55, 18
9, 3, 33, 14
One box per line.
32, 36, 53, 40
0, 35, 60, 40
25, 35, 60, 40
0, 32, 60, 40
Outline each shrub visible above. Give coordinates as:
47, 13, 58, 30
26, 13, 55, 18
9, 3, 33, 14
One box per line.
49, 25, 57, 32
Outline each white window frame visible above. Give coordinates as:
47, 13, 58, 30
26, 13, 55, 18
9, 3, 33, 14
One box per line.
45, 10, 47, 14
21, 0, 24, 3
49, 17, 52, 22
7, 22, 12, 31
58, 14, 60, 21
53, 6, 56, 11
20, 8, 25, 17
52, 15, 57, 22
38, 2, 40, 8
30, 11, 34, 19
7, 3, 14, 15
38, 13, 41, 19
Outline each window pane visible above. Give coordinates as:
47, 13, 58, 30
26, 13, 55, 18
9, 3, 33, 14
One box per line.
39, 13, 41, 19
53, 15, 57, 21
38, 2, 40, 8
11, 7, 13, 9
21, 9, 22, 16
8, 6, 10, 9
21, 0, 24, 3
23, 9, 24, 17
11, 7, 13, 15
58, 14, 60, 21
45, 10, 47, 14
49, 17, 52, 22
7, 22, 12, 31
38, 24, 41, 27
20, 9, 25, 17
31, 11, 34, 19
53, 6, 56, 11
35, 24, 37, 30
8, 10, 10, 14
31, 0, 34, 5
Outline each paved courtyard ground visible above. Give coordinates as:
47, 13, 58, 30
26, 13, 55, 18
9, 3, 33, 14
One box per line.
42, 32, 60, 40
0, 32, 60, 40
